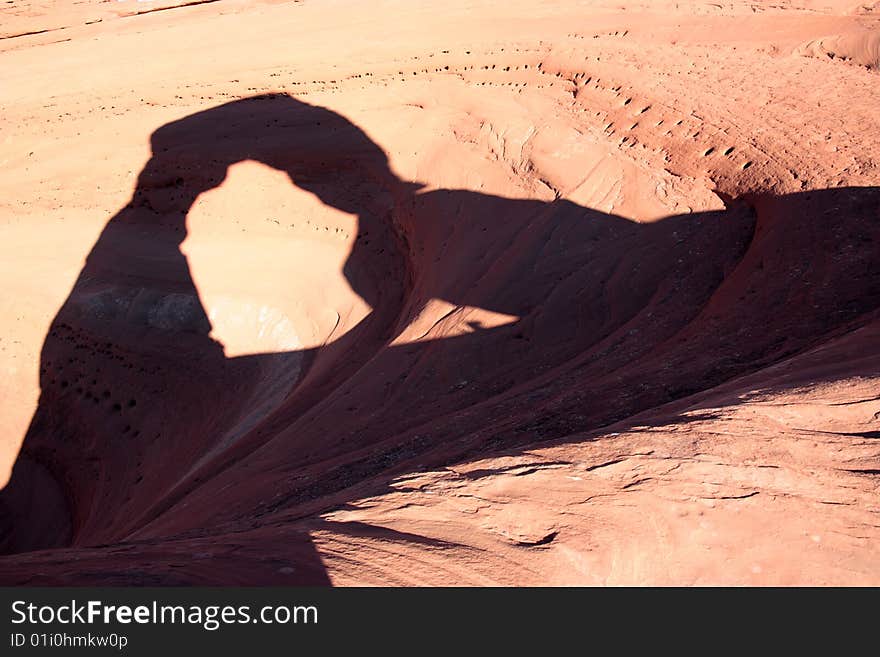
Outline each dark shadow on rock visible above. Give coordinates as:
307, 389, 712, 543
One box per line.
1, 93, 878, 583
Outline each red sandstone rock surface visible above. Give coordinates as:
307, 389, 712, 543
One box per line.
0, 0, 878, 585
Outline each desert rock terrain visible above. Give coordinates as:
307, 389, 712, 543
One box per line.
0, 0, 878, 584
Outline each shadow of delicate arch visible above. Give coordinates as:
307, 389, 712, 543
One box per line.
0, 94, 878, 584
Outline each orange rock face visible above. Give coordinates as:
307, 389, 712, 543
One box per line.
0, 0, 878, 585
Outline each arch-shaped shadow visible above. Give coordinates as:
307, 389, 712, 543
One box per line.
0, 94, 877, 584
